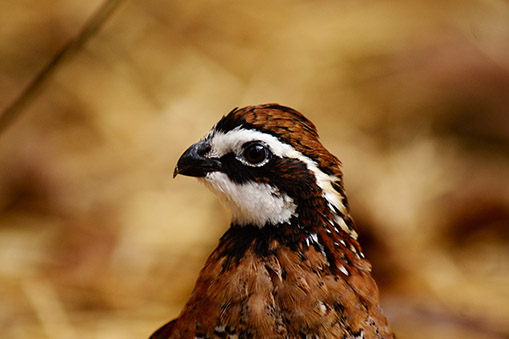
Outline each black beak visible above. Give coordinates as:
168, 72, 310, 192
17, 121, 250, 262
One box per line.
173, 140, 222, 178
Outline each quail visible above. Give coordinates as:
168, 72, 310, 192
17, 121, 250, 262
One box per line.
150, 104, 394, 338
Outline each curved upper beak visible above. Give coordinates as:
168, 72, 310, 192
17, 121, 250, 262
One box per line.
173, 140, 222, 178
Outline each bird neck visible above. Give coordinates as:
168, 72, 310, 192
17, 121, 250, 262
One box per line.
216, 199, 366, 276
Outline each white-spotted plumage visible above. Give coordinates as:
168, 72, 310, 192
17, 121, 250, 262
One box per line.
339, 265, 350, 276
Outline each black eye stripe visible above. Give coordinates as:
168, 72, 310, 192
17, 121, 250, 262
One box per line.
217, 153, 320, 201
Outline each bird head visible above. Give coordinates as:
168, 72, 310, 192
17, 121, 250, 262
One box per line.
174, 104, 359, 242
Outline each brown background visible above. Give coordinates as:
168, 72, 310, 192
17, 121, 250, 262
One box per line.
1, 1, 508, 338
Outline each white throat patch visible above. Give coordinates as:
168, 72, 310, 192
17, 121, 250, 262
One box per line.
200, 172, 297, 227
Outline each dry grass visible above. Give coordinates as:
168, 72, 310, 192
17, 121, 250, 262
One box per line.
1, 0, 508, 338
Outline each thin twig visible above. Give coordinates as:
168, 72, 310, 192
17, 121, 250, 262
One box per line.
0, 0, 125, 137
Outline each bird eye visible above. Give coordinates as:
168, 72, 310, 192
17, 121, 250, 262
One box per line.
243, 142, 268, 165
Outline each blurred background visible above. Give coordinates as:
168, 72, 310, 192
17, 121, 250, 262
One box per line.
1, 0, 508, 338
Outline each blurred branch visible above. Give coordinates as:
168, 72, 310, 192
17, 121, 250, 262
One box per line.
0, 0, 125, 138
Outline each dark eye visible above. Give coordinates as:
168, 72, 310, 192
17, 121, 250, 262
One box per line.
243, 143, 268, 164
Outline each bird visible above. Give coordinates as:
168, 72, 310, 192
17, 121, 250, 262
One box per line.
150, 104, 394, 338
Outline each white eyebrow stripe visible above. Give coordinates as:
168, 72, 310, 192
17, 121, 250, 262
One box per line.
208, 127, 348, 221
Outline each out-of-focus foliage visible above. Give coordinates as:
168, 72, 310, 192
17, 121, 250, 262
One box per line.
0, 1, 508, 338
